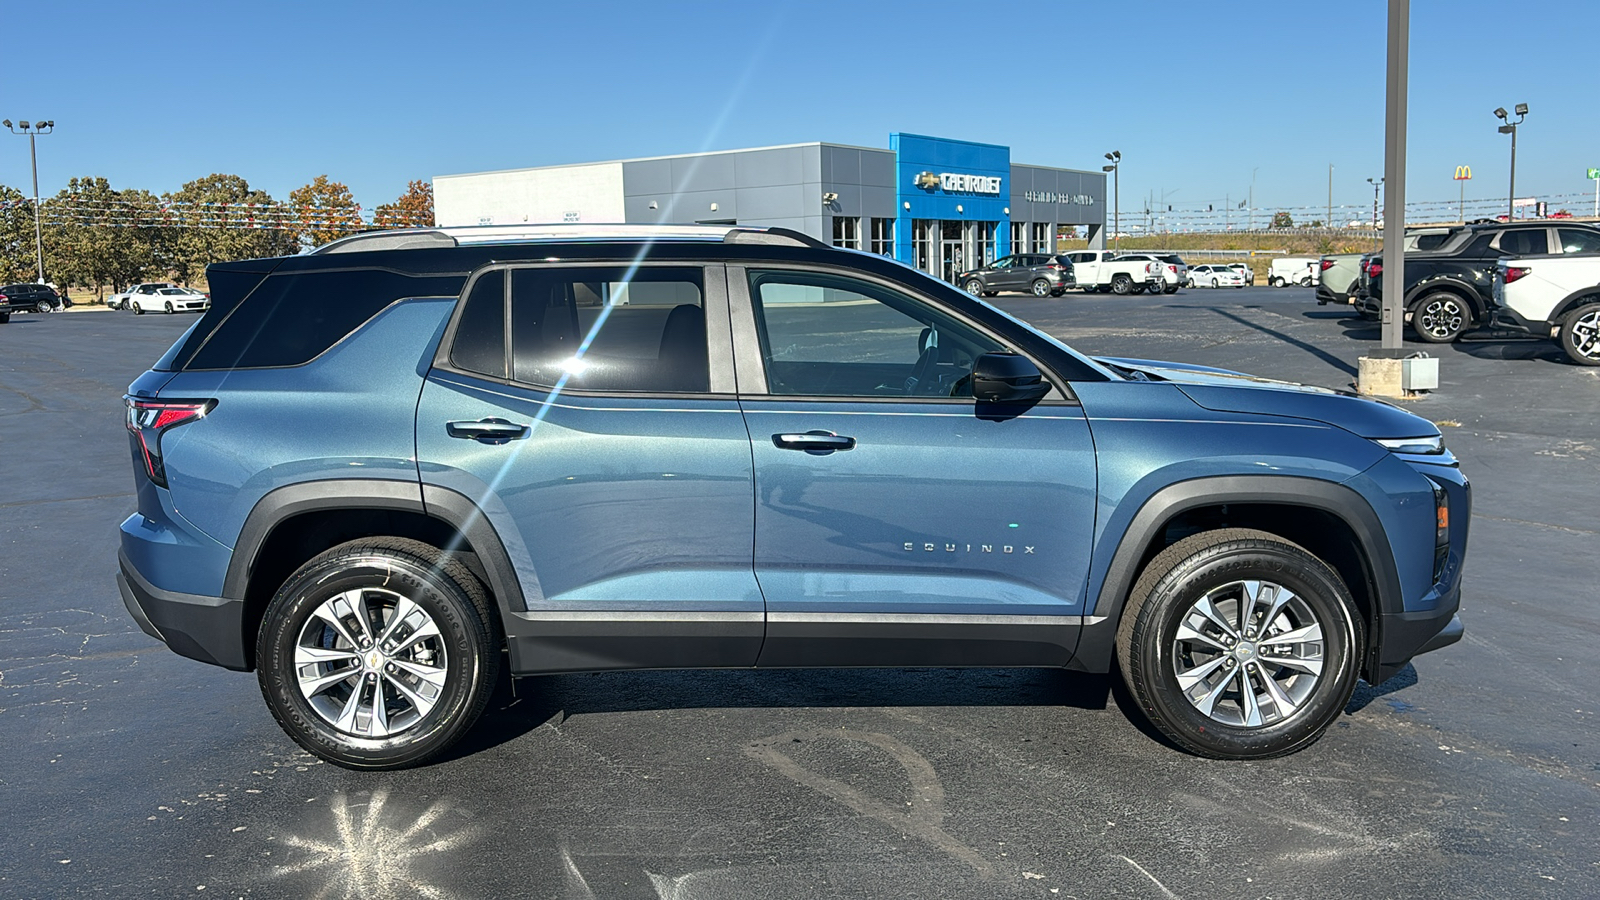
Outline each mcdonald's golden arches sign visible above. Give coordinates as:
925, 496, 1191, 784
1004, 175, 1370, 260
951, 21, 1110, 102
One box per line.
1454, 165, 1472, 181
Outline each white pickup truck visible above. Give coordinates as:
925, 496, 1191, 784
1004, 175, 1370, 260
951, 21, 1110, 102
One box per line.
1493, 255, 1600, 365
1059, 250, 1164, 295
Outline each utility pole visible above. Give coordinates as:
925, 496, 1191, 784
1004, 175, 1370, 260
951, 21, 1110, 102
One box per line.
1379, 0, 1408, 353
1102, 151, 1121, 250
1367, 177, 1383, 250
3, 119, 54, 284
1248, 167, 1259, 231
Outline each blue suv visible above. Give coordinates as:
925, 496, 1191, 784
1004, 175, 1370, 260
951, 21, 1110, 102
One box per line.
118, 225, 1468, 769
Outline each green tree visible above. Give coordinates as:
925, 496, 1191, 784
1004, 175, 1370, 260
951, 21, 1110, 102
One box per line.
289, 175, 363, 248
1271, 210, 1294, 229
0, 185, 38, 284
41, 177, 170, 299
372, 180, 434, 230
165, 174, 298, 281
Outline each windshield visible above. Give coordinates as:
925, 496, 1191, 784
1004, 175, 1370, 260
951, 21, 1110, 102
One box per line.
159, 288, 189, 295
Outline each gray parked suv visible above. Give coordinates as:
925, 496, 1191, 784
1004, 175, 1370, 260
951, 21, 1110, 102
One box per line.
958, 254, 1075, 297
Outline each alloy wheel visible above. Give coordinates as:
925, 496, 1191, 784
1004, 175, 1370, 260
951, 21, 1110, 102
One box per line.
1170, 578, 1324, 728
294, 588, 449, 739
1417, 297, 1465, 340
1568, 309, 1600, 361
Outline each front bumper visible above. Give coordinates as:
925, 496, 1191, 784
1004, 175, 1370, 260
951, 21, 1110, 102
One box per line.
119, 551, 248, 671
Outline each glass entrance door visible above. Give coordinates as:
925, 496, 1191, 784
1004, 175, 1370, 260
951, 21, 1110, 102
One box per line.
940, 220, 965, 283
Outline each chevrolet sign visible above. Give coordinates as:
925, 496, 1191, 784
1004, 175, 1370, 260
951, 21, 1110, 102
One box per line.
915, 171, 1002, 195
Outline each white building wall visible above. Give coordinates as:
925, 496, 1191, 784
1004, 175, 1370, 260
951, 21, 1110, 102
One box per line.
433, 163, 626, 227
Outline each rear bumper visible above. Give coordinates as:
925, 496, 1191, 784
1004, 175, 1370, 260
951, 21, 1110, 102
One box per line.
118, 551, 248, 671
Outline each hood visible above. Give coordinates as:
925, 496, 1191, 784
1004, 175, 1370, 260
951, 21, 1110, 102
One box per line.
1093, 356, 1439, 440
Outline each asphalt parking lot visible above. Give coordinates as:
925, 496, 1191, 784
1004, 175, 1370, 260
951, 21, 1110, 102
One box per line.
3, 289, 1597, 899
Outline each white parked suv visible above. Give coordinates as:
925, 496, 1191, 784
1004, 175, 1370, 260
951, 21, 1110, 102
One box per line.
1494, 255, 1600, 365
1187, 264, 1245, 288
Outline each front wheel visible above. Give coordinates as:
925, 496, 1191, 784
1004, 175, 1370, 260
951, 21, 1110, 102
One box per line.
1030, 278, 1051, 297
35, 300, 53, 313
1412, 292, 1471, 343
1211, 277, 1220, 289
256, 537, 500, 769
164, 301, 175, 314
133, 301, 144, 315
1559, 303, 1600, 365
963, 279, 984, 297
1111, 274, 1133, 295
1115, 528, 1362, 759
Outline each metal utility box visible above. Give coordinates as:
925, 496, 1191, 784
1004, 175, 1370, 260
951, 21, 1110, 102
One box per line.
1402, 356, 1439, 391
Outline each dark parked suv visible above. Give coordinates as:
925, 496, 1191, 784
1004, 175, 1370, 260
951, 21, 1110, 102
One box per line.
120, 225, 1468, 769
957, 253, 1075, 297
0, 283, 66, 317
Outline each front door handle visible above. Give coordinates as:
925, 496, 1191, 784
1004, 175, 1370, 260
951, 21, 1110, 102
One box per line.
446, 417, 530, 444
772, 430, 856, 455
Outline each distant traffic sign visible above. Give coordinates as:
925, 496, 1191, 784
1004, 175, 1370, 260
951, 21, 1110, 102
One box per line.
1589, 168, 1600, 180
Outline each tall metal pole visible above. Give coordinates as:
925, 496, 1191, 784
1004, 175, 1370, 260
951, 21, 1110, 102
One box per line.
1328, 164, 1333, 228
1113, 166, 1119, 251
1507, 124, 1517, 221
1380, 0, 1409, 352
29, 131, 43, 283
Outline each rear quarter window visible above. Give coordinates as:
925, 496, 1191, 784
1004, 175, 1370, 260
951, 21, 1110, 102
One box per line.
186, 268, 464, 369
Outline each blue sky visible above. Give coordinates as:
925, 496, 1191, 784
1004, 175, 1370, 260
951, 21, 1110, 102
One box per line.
6, 0, 1595, 218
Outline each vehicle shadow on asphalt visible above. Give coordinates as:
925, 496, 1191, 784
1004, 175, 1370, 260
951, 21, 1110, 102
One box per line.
1345, 664, 1420, 713
1203, 307, 1359, 376
444, 667, 1116, 761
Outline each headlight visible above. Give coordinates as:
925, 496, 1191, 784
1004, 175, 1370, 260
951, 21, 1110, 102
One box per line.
1374, 435, 1443, 455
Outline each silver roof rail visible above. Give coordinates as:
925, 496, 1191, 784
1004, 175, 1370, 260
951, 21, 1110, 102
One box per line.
310, 223, 825, 254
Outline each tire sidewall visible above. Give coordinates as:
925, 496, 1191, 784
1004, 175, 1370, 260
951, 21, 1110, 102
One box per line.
257, 552, 485, 768
1413, 293, 1469, 343
1133, 545, 1361, 758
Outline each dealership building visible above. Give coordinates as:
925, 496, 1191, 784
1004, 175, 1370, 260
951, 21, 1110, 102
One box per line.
434, 133, 1107, 282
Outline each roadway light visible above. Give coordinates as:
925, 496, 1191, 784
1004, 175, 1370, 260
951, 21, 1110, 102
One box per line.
4, 117, 55, 283
1494, 103, 1528, 221
1103, 151, 1121, 251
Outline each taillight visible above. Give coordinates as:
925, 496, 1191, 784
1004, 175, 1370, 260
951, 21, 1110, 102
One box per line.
1047, 263, 1062, 270
1503, 266, 1531, 284
1368, 261, 1383, 278
124, 397, 215, 488
1319, 259, 1336, 271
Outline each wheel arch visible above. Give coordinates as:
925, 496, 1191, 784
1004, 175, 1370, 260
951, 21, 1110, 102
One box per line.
1404, 277, 1484, 318
1074, 476, 1399, 682
1550, 288, 1600, 324
226, 479, 524, 670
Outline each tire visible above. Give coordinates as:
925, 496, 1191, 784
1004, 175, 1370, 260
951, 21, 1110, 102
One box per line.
1269, 276, 1283, 287
1559, 302, 1600, 366
1411, 292, 1471, 343
164, 301, 175, 314
1298, 277, 1313, 288
35, 300, 52, 313
1130, 284, 1148, 295
1211, 277, 1220, 289
982, 291, 998, 298
963, 279, 984, 297
1115, 528, 1363, 760
133, 301, 144, 315
1030, 278, 1051, 297
0, 312, 9, 324
256, 537, 501, 770
1111, 274, 1133, 295
1162, 284, 1179, 295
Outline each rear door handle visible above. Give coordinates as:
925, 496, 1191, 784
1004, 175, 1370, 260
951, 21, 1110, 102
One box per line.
446, 417, 530, 444
772, 430, 856, 454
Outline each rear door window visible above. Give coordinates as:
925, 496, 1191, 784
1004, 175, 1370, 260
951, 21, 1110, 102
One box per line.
1558, 229, 1600, 254
509, 266, 708, 394
1497, 229, 1549, 256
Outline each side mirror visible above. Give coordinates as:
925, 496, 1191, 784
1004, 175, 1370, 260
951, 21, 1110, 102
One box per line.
971, 351, 1050, 404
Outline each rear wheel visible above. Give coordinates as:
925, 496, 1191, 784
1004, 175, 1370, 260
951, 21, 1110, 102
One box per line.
1115, 529, 1362, 759
1111, 274, 1133, 295
1030, 278, 1051, 297
35, 299, 52, 313
1559, 302, 1600, 366
256, 537, 500, 770
1412, 292, 1471, 342
0, 312, 9, 324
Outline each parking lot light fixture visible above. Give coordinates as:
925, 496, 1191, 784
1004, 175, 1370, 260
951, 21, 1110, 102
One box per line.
1494, 104, 1527, 222
1367, 177, 1383, 249
1103, 151, 1121, 250
5, 118, 54, 283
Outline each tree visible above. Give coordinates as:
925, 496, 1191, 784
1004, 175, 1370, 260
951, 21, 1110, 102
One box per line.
372, 180, 434, 230
42, 177, 165, 298
165, 174, 298, 282
0, 185, 38, 284
1271, 210, 1294, 229
289, 175, 363, 248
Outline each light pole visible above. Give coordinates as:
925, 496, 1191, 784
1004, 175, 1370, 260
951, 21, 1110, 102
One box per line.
1248, 167, 1259, 231
1494, 104, 1527, 221
2, 119, 54, 284
1367, 176, 1383, 249
1327, 163, 1334, 228
1102, 151, 1120, 250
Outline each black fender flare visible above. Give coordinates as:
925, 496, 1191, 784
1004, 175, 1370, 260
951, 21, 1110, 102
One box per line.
1549, 287, 1600, 324
1071, 475, 1401, 675
224, 478, 526, 615
1403, 277, 1486, 320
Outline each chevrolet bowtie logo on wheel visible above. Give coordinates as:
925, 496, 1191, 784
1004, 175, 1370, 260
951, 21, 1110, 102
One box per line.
915, 171, 942, 190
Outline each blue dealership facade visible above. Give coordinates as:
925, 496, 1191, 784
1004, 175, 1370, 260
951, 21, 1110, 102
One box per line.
435, 133, 1106, 282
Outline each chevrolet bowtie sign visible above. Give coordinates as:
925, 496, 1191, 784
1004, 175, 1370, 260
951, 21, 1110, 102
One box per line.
915, 171, 1002, 195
